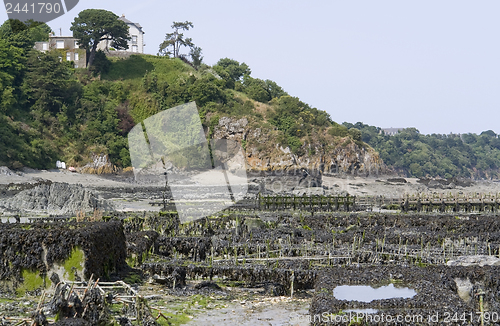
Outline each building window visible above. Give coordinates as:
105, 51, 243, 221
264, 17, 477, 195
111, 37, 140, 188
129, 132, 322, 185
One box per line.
56, 40, 64, 49
132, 35, 137, 44
58, 56, 62, 62
74, 40, 79, 48
66, 52, 71, 61
132, 45, 138, 52
74, 52, 79, 61
74, 64, 78, 68
42, 43, 48, 51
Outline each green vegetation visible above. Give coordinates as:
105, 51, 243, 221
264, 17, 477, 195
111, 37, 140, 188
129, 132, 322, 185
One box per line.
159, 21, 195, 59
123, 271, 142, 284
149, 295, 225, 326
2, 13, 500, 178
0, 16, 356, 169
16, 269, 50, 296
126, 255, 137, 268
63, 247, 85, 281
345, 122, 500, 178
158, 311, 191, 326
70, 9, 130, 67
125, 252, 148, 268
0, 19, 59, 169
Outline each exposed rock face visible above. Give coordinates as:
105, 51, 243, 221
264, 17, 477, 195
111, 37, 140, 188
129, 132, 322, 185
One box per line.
418, 177, 474, 189
217, 116, 248, 135
0, 182, 114, 215
213, 117, 385, 177
78, 153, 117, 174
0, 166, 20, 176
447, 255, 500, 267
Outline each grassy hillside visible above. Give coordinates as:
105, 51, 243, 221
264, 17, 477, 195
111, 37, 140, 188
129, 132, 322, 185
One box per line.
2, 19, 499, 178
103, 55, 193, 82
0, 22, 365, 172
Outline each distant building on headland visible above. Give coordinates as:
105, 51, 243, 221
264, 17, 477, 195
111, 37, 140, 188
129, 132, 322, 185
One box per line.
97, 14, 145, 54
34, 14, 145, 67
34, 35, 87, 68
380, 128, 404, 136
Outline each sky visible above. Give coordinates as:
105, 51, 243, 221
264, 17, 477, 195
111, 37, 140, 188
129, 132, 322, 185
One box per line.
2, 0, 500, 135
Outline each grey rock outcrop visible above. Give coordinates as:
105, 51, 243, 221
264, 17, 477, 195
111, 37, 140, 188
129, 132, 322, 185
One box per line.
446, 255, 500, 267
0, 182, 113, 215
0, 166, 22, 177
212, 116, 385, 177
78, 153, 117, 174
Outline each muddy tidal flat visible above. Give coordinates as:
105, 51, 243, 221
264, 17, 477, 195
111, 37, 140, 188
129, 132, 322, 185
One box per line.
2, 167, 500, 325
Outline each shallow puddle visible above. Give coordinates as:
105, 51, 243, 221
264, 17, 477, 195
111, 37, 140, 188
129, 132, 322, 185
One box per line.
333, 284, 416, 302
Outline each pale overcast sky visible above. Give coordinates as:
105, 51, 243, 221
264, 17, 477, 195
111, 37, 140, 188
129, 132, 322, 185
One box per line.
2, 1, 499, 135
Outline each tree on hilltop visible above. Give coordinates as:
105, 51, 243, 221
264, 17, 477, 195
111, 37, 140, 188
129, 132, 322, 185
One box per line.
159, 21, 195, 58
214, 58, 251, 82
70, 9, 130, 67
0, 19, 52, 50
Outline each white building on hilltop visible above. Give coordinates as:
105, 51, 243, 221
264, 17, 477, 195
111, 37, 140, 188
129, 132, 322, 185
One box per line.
380, 128, 404, 136
98, 14, 145, 53
34, 35, 87, 68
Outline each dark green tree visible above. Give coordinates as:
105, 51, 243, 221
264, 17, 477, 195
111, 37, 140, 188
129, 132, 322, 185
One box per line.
348, 128, 362, 143
70, 9, 130, 67
188, 75, 226, 107
89, 50, 112, 76
189, 46, 203, 68
159, 21, 194, 58
0, 38, 24, 114
23, 50, 80, 122
265, 79, 287, 99
0, 19, 52, 50
212, 66, 234, 89
214, 58, 251, 81
243, 76, 270, 102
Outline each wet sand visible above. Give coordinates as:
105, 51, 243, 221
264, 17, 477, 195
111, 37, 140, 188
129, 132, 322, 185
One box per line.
3, 168, 500, 196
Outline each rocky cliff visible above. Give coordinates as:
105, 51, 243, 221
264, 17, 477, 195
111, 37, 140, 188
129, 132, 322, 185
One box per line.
212, 116, 385, 177
0, 182, 114, 215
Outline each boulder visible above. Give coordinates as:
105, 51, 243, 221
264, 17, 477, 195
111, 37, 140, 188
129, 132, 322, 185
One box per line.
0, 182, 113, 215
446, 255, 500, 267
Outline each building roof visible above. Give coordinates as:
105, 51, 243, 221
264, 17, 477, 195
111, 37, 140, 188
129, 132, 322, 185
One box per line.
119, 15, 144, 33
382, 128, 404, 132
49, 35, 78, 39
381, 127, 404, 136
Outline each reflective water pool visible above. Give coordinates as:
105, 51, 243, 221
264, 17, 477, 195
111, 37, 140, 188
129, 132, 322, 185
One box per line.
333, 284, 416, 302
